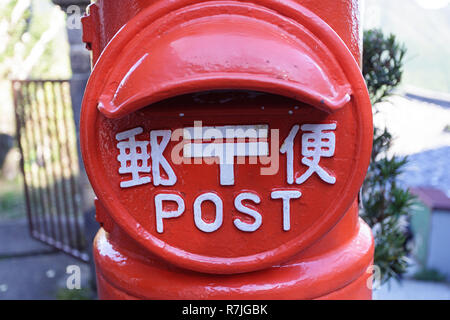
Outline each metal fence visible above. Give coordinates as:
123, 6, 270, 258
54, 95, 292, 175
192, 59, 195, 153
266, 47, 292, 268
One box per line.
12, 79, 88, 262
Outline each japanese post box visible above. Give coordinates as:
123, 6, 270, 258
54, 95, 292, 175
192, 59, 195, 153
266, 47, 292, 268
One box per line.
81, 0, 374, 299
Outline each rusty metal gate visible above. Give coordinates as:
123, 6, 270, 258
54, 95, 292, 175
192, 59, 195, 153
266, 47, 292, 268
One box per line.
12, 79, 88, 262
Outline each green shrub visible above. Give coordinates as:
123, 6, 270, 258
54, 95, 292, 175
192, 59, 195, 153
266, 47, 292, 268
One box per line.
56, 288, 92, 300
363, 29, 406, 105
361, 29, 415, 284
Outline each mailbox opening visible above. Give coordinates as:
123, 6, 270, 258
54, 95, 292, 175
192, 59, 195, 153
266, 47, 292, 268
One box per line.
83, 86, 370, 273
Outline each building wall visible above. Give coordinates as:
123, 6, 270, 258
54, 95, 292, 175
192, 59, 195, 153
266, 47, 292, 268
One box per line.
428, 210, 450, 279
410, 201, 432, 268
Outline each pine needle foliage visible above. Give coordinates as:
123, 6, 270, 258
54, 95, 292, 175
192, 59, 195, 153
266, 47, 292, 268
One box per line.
361, 29, 415, 284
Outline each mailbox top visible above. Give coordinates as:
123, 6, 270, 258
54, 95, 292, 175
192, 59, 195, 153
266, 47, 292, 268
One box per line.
92, 1, 356, 119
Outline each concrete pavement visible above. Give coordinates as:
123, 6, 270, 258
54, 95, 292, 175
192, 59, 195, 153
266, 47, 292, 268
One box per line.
374, 279, 450, 300
0, 219, 92, 300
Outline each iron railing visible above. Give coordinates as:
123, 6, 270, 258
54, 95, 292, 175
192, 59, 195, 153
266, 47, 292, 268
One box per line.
12, 79, 88, 262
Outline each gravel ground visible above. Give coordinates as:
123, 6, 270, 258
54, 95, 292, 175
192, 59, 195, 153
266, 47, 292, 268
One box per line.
399, 146, 450, 196
373, 94, 450, 196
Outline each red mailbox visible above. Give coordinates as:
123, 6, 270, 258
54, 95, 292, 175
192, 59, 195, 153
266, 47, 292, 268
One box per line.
81, 0, 374, 299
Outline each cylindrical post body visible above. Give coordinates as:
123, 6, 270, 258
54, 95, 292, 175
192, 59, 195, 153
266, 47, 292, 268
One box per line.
81, 0, 374, 300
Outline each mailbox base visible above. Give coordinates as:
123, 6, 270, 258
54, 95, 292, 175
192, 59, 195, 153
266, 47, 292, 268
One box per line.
95, 263, 372, 300
93, 208, 374, 300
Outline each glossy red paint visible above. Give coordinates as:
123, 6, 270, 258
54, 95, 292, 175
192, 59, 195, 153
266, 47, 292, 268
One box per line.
81, 0, 373, 299
94, 202, 374, 299
82, 0, 362, 64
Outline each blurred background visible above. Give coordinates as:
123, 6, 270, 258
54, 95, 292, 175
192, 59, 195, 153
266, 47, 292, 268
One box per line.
0, 0, 449, 300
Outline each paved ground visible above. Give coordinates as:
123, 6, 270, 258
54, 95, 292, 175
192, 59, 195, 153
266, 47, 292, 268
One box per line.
374, 279, 450, 300
0, 219, 92, 300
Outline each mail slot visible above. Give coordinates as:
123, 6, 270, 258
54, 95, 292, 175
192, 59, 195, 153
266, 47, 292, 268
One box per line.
81, 0, 374, 299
